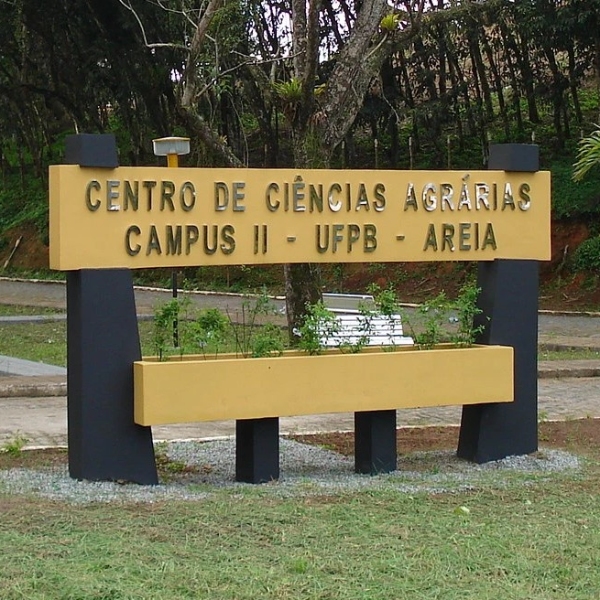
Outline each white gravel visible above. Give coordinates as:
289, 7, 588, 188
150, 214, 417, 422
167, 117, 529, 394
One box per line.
0, 438, 581, 504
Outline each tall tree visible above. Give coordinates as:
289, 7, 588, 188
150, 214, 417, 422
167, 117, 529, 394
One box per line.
117, 0, 427, 336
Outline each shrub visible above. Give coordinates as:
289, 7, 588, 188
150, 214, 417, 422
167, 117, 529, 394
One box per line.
573, 236, 600, 272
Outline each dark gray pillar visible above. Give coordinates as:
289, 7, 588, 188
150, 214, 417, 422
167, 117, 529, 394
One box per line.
65, 134, 157, 484
236, 418, 279, 483
355, 410, 397, 474
457, 144, 539, 463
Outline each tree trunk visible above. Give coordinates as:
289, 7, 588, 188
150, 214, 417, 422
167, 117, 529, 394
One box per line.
567, 44, 582, 124
283, 0, 399, 340
499, 25, 524, 135
481, 36, 510, 139
513, 29, 540, 124
468, 25, 494, 120
284, 263, 322, 342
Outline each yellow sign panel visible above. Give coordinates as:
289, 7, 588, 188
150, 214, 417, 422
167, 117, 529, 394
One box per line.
49, 165, 551, 270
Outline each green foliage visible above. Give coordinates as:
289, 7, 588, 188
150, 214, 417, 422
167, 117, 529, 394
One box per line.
153, 299, 183, 361
297, 301, 339, 355
273, 78, 303, 104
401, 283, 483, 349
227, 288, 283, 358
250, 322, 285, 358
368, 283, 399, 318
450, 282, 485, 347
190, 308, 230, 358
573, 236, 600, 272
1, 433, 28, 457
152, 291, 286, 359
340, 302, 374, 354
0, 176, 47, 232
367, 283, 403, 349
379, 13, 401, 32
573, 126, 600, 182
550, 159, 600, 219
408, 292, 451, 349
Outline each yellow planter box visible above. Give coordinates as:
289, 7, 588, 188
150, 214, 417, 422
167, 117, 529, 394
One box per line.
133, 345, 514, 427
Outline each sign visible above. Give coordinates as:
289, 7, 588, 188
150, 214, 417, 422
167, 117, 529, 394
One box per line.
49, 165, 551, 270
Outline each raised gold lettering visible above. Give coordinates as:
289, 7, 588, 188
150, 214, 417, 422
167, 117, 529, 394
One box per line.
85, 180, 101, 211
518, 183, 531, 211
125, 225, 141, 256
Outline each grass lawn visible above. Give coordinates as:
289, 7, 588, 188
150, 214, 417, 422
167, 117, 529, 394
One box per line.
0, 460, 599, 599
0, 312, 600, 366
0, 304, 63, 316
538, 347, 600, 361
0, 321, 156, 367
0, 319, 597, 367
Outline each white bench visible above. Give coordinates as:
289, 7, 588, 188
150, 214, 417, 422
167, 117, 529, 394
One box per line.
309, 293, 414, 348
318, 313, 414, 348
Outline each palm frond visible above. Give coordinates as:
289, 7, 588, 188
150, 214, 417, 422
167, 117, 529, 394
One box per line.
573, 125, 600, 182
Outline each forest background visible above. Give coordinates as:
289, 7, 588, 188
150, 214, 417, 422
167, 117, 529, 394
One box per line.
1, 0, 600, 315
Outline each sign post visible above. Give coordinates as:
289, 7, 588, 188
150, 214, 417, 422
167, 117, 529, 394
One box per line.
64, 134, 158, 485
52, 135, 551, 483
457, 144, 541, 462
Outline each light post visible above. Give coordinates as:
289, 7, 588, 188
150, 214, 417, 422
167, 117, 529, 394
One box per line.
152, 136, 190, 346
152, 136, 190, 167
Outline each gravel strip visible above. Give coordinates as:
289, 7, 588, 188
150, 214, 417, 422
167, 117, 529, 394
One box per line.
0, 438, 581, 504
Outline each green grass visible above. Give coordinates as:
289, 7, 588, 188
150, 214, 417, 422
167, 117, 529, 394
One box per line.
0, 321, 156, 367
0, 322, 67, 366
540, 348, 600, 361
0, 471, 599, 599
1, 318, 599, 367
0, 304, 62, 316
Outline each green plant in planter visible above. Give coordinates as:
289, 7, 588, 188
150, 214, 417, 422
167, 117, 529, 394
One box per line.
153, 296, 204, 360
412, 291, 451, 349
450, 282, 485, 347
151, 290, 286, 360
368, 283, 403, 350
251, 322, 285, 358
190, 307, 230, 358
153, 298, 183, 361
227, 288, 283, 358
297, 301, 340, 355
348, 302, 376, 353
399, 283, 483, 349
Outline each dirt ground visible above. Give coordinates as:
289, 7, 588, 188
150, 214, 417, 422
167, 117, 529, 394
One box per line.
1, 220, 598, 311
292, 418, 600, 458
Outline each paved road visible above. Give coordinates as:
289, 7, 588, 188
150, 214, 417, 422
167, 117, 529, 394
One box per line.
1, 278, 600, 347
0, 277, 273, 315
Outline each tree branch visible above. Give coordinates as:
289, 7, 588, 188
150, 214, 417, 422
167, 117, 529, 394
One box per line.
319, 0, 428, 151
181, 0, 225, 107
176, 104, 244, 167
117, 0, 188, 49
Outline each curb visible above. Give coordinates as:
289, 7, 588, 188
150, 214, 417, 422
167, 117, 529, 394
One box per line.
0, 380, 67, 398
538, 366, 600, 379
